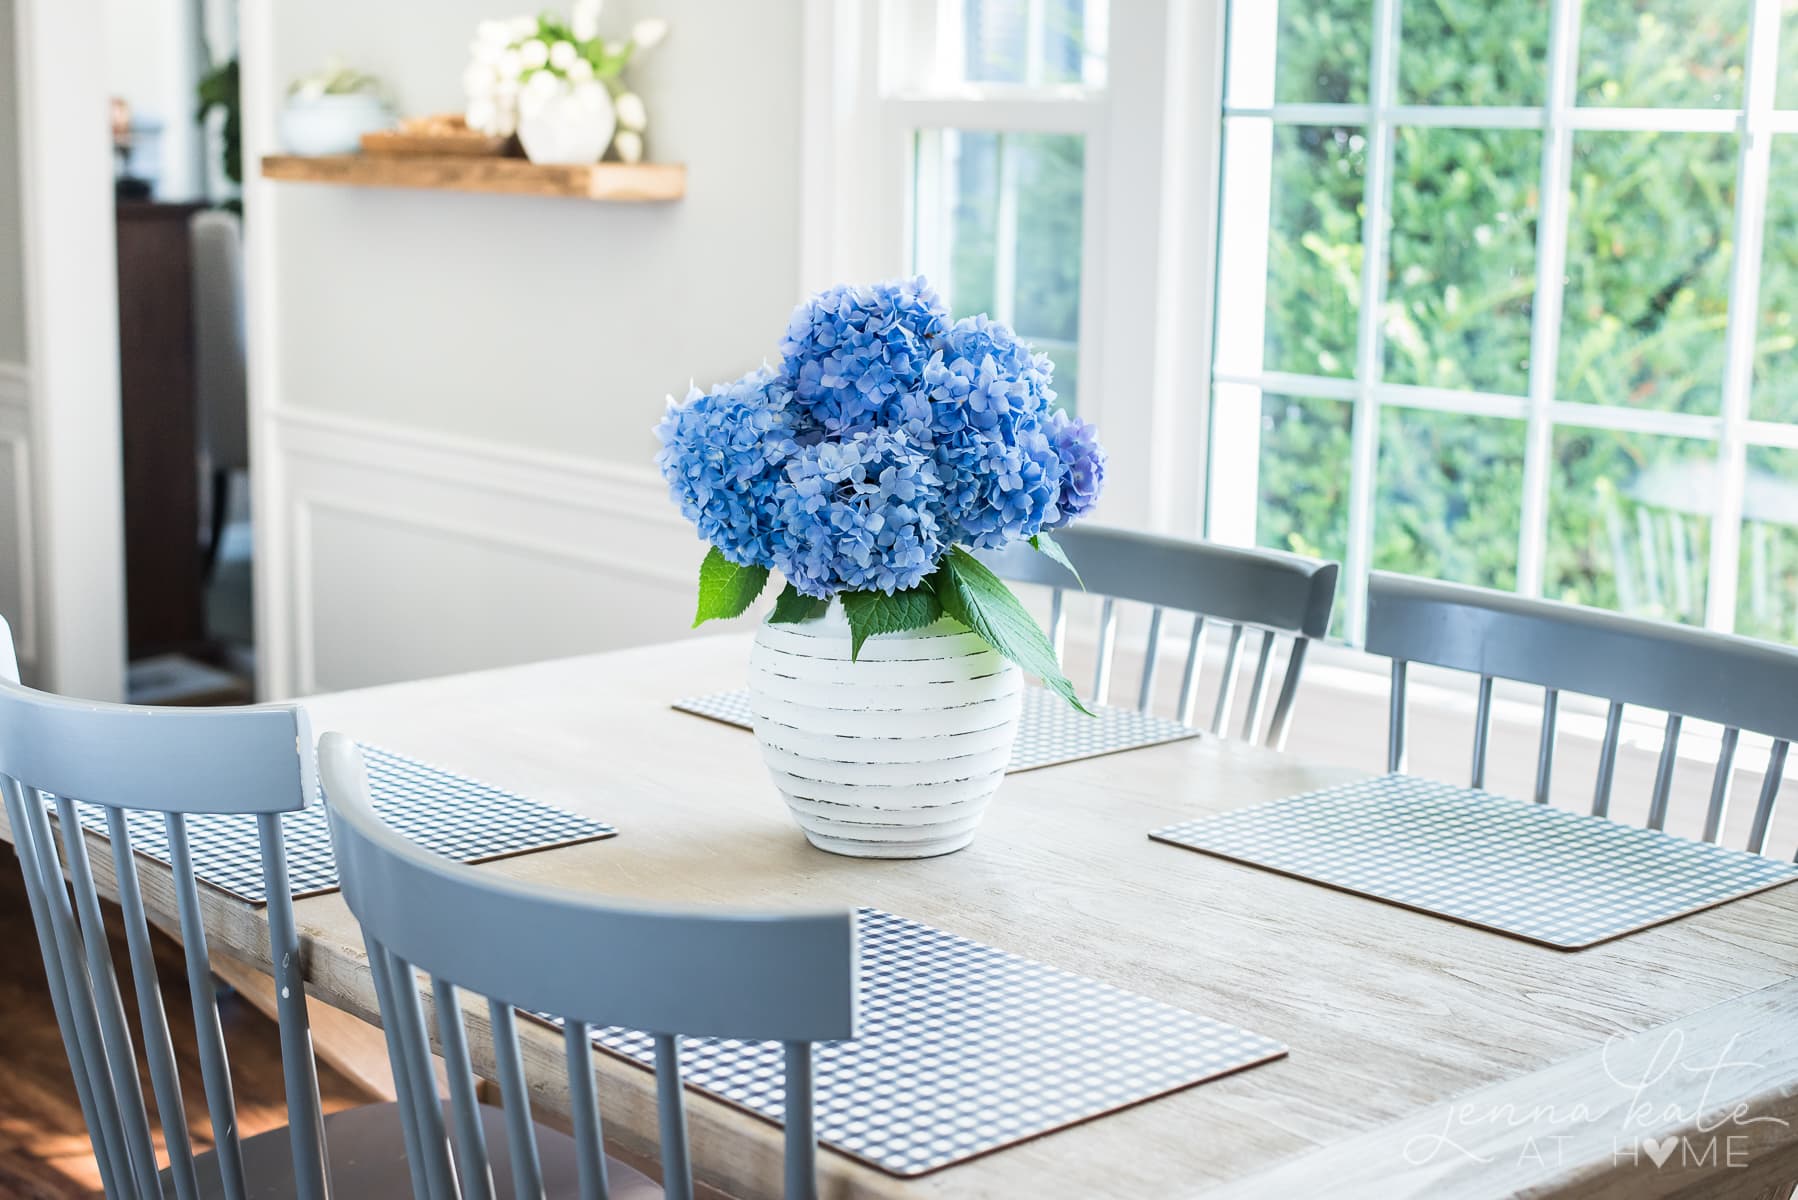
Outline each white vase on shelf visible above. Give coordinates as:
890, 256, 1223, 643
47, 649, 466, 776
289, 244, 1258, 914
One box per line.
279, 93, 392, 156
748, 603, 1023, 859
517, 78, 616, 165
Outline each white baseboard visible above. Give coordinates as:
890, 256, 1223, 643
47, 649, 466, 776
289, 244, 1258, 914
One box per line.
265, 407, 704, 696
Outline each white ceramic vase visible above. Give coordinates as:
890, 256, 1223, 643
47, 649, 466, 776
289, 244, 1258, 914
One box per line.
279, 94, 393, 156
517, 81, 617, 165
748, 604, 1023, 859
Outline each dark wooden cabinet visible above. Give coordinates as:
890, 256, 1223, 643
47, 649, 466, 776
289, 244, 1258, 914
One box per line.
115, 200, 207, 658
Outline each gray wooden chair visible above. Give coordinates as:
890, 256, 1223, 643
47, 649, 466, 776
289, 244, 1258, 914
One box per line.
1366, 571, 1798, 857
982, 526, 1338, 747
0, 613, 424, 1199
317, 733, 859, 1200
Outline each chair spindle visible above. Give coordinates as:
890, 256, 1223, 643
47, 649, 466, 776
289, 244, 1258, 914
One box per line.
258, 812, 332, 1200
385, 950, 458, 1199
1212, 624, 1245, 737
654, 1034, 694, 1200
1091, 597, 1118, 705
4, 783, 128, 1200
1592, 700, 1624, 817
1748, 739, 1788, 855
1137, 607, 1164, 712
1047, 588, 1067, 661
1704, 727, 1740, 844
1241, 630, 1275, 742
1533, 689, 1558, 804
365, 936, 433, 1200
434, 977, 497, 1200
168, 811, 251, 1200
1387, 660, 1408, 773
53, 797, 162, 1200
563, 1021, 611, 1200
1647, 713, 1684, 830
105, 806, 201, 1200
1469, 675, 1494, 789
1176, 618, 1207, 727
488, 1001, 546, 1200
1265, 637, 1310, 751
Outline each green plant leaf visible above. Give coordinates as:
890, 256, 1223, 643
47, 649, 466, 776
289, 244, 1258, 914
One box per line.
692, 547, 769, 628
1029, 532, 1084, 589
770, 583, 828, 624
840, 587, 944, 660
933, 547, 1091, 714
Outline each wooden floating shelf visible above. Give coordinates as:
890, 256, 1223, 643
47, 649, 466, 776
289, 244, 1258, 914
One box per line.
260, 154, 686, 202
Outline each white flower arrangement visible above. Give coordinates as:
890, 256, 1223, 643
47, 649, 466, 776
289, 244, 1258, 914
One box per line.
464, 1, 666, 157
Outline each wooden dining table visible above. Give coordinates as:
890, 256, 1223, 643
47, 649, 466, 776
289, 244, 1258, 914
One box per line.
21, 634, 1798, 1198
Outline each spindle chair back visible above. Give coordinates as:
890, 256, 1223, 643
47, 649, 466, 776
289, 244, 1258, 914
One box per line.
318, 733, 859, 1200
0, 617, 332, 1200
984, 526, 1338, 747
1366, 571, 1798, 857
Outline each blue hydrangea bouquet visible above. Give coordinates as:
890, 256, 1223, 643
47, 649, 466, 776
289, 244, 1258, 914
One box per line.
655, 277, 1105, 710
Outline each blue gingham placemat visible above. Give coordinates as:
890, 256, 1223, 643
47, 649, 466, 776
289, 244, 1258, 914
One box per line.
1151, 773, 1798, 949
63, 745, 616, 905
673, 687, 1198, 773
538, 907, 1284, 1177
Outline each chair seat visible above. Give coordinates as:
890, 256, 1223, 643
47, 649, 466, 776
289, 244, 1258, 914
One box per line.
164, 1100, 663, 1198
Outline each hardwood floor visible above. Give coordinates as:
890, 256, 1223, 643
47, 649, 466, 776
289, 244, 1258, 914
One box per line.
0, 856, 376, 1199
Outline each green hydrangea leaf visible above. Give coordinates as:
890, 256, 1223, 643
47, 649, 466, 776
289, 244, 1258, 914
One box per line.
692, 547, 769, 628
1029, 532, 1084, 589
934, 547, 1092, 715
770, 583, 828, 624
840, 587, 944, 660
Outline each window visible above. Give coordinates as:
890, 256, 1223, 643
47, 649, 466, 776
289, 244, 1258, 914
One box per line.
888, 0, 1108, 414
1209, 0, 1798, 643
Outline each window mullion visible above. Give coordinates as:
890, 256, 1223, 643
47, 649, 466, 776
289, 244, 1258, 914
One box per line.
934, 0, 963, 87
1517, 0, 1583, 600
1344, 0, 1402, 644
1024, 0, 1047, 86
1704, 0, 1782, 633
994, 135, 1020, 326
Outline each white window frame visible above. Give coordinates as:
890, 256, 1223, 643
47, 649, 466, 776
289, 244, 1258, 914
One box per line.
799, 0, 1230, 536
1207, 0, 1791, 643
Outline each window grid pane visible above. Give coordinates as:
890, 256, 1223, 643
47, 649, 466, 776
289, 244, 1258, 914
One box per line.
1211, 0, 1793, 642
911, 128, 1088, 412
957, 0, 1109, 87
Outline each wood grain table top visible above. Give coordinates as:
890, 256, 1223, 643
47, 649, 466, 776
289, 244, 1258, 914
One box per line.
15, 635, 1798, 1198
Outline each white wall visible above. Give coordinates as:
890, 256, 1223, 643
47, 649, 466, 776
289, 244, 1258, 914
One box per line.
0, 0, 23, 363
253, 0, 804, 696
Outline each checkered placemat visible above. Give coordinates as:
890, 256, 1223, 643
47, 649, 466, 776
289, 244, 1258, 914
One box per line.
674, 687, 1198, 773
1151, 773, 1798, 949
62, 745, 616, 905
538, 907, 1283, 1177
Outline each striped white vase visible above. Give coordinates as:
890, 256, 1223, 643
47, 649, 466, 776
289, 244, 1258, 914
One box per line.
748, 603, 1023, 858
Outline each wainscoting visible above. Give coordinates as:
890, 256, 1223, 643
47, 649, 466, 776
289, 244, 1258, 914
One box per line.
261, 407, 710, 698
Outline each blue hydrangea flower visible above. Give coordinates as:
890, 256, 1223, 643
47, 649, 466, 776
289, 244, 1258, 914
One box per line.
917, 316, 1064, 547
654, 366, 799, 568
779, 278, 948, 435
654, 277, 1105, 598
1043, 408, 1106, 528
773, 430, 945, 597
